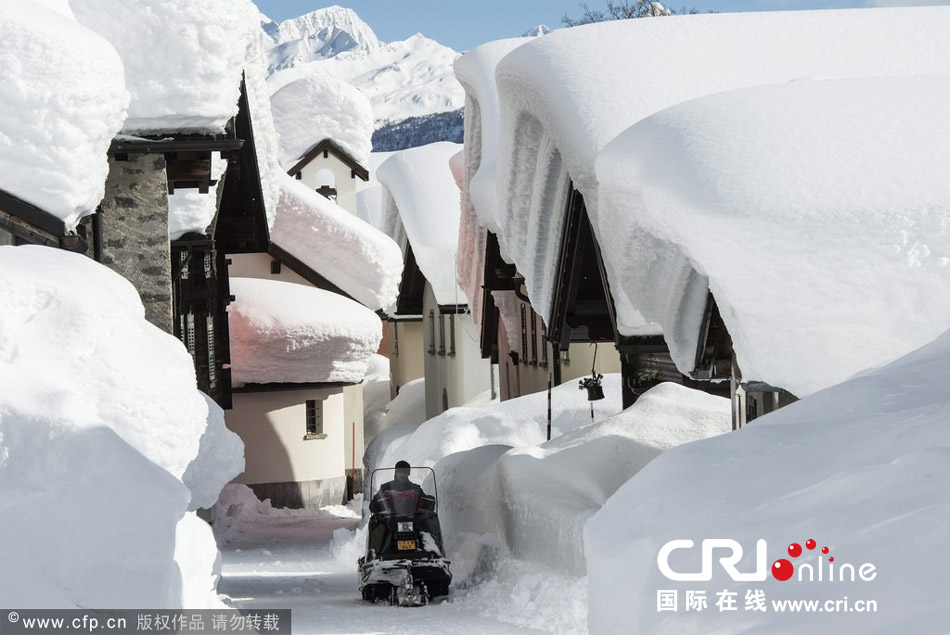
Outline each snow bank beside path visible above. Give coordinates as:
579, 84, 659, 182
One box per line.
0, 246, 242, 607
0, 3, 127, 228
373, 374, 622, 472
586, 328, 950, 634
435, 384, 730, 577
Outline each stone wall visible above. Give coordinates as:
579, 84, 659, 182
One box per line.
99, 154, 173, 333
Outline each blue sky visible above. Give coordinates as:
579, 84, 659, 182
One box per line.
254, 0, 950, 51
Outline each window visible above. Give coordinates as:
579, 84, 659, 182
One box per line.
270, 260, 281, 274
520, 304, 528, 365
529, 311, 538, 366
428, 310, 436, 354
305, 399, 324, 437
438, 314, 446, 355
206, 316, 216, 387
448, 313, 456, 356
392, 321, 399, 357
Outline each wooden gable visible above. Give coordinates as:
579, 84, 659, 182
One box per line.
286, 138, 369, 182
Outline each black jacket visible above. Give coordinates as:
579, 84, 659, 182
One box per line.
369, 478, 426, 513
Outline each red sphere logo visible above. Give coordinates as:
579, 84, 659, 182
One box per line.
772, 559, 794, 581
772, 538, 832, 581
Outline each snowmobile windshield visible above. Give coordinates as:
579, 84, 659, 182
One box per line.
370, 466, 437, 515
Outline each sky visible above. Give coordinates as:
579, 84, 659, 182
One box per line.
253, 0, 950, 51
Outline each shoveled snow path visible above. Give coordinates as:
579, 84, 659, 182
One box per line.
217, 508, 542, 634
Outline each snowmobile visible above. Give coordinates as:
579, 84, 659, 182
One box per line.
358, 466, 452, 606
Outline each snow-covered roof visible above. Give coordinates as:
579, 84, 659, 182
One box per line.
242, 21, 284, 231
377, 142, 465, 306
454, 38, 527, 235
355, 151, 398, 231
270, 174, 403, 312
69, 0, 255, 134
452, 147, 487, 322
454, 38, 529, 322
270, 76, 374, 170
0, 3, 127, 228
228, 277, 382, 385
596, 74, 950, 397
493, 7, 950, 326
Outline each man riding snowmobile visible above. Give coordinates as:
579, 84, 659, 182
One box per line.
359, 462, 452, 605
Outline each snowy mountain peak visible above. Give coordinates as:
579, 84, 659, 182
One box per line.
264, 6, 381, 73
522, 25, 552, 37
271, 6, 380, 48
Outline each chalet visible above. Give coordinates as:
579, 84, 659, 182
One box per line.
377, 142, 493, 418
454, 39, 621, 403
470, 8, 950, 426
270, 76, 374, 214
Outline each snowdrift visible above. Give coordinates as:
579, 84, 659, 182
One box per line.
436, 383, 730, 577
0, 246, 243, 607
586, 329, 950, 634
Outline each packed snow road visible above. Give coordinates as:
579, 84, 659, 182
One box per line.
216, 503, 543, 634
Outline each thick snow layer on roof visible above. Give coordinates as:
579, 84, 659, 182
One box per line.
355, 151, 398, 231
270, 76, 374, 170
70, 0, 254, 133
454, 38, 526, 235
587, 328, 950, 634
228, 277, 382, 385
0, 3, 127, 228
0, 246, 241, 607
597, 74, 950, 396
243, 26, 283, 231
270, 174, 402, 311
494, 7, 950, 325
377, 142, 465, 305
452, 148, 488, 322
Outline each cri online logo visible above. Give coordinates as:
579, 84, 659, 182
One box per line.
657, 538, 877, 583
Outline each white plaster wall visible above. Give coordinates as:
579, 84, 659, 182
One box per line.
389, 319, 425, 398
422, 283, 492, 419
227, 252, 311, 287
226, 387, 345, 485
342, 384, 364, 473
298, 154, 358, 214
